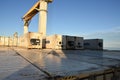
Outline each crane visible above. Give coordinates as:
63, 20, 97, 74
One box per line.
22, 0, 53, 36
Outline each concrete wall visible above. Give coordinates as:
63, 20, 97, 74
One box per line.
66, 36, 75, 49
45, 34, 84, 50
19, 32, 42, 49
75, 37, 84, 49
1, 34, 104, 50
13, 37, 18, 47
66, 36, 84, 50
45, 34, 66, 49
84, 39, 103, 50
19, 34, 29, 48
0, 36, 5, 46
0, 36, 13, 47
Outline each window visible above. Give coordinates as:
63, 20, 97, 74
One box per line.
98, 42, 103, 47
59, 42, 62, 44
77, 43, 82, 48
30, 39, 40, 45
46, 40, 50, 44
78, 43, 81, 45
84, 43, 90, 46
68, 41, 74, 46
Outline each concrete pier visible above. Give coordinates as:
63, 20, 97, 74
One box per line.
0, 47, 46, 80
0, 47, 120, 80
14, 48, 120, 77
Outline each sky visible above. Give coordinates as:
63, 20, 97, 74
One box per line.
0, 0, 120, 50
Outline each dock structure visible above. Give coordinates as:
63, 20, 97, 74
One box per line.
84, 39, 103, 50
0, 47, 46, 80
0, 47, 119, 80
0, 0, 104, 50
0, 0, 120, 80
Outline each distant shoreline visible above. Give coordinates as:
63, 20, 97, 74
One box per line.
104, 47, 120, 52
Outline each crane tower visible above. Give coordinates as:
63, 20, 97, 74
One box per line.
23, 0, 53, 36
39, 0, 52, 36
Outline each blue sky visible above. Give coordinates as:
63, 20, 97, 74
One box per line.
0, 0, 120, 50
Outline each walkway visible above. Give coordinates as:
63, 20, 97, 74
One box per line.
0, 47, 46, 80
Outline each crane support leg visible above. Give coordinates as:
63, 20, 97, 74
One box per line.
24, 21, 28, 34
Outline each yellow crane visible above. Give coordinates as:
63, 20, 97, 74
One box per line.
22, 0, 53, 36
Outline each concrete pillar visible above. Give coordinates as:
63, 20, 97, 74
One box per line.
38, 0, 48, 36
24, 21, 28, 34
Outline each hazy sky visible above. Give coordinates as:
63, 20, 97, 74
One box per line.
0, 0, 120, 50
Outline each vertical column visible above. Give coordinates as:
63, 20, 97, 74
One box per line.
24, 21, 28, 34
38, 0, 48, 36
13, 32, 18, 47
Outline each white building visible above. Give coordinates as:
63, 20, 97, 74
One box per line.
19, 32, 42, 49
84, 39, 103, 50
45, 34, 84, 50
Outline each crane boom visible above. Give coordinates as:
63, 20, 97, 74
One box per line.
22, 1, 40, 21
